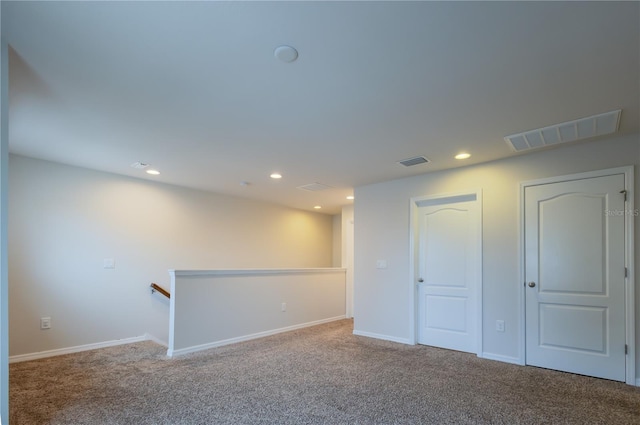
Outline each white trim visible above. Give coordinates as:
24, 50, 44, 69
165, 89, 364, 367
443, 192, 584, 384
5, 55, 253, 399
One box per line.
167, 315, 346, 357
623, 168, 635, 386
520, 166, 632, 187
9, 335, 154, 363
409, 190, 483, 355
345, 217, 355, 319
517, 180, 526, 366
169, 271, 177, 352
519, 166, 635, 385
409, 200, 419, 345
144, 333, 168, 348
352, 330, 412, 345
414, 193, 477, 207
169, 268, 346, 277
0, 36, 9, 424
480, 352, 522, 366
475, 191, 483, 356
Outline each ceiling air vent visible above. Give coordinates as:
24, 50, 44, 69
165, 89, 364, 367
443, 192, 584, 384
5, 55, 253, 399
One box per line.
130, 161, 149, 169
504, 110, 621, 152
297, 182, 332, 192
398, 156, 430, 167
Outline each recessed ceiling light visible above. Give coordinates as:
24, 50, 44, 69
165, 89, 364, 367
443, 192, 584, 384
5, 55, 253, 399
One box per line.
346, 196, 355, 200
313, 205, 322, 209
455, 153, 471, 160
146, 169, 160, 175
270, 173, 282, 179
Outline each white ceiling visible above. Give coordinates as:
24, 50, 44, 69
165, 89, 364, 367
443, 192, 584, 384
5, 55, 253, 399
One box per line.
4, 1, 639, 214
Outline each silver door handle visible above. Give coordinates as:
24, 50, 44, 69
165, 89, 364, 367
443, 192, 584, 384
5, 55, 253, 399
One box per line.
528, 282, 536, 288
418, 278, 424, 283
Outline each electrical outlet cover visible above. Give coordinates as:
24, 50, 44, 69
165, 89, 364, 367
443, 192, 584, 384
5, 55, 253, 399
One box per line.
40, 317, 51, 329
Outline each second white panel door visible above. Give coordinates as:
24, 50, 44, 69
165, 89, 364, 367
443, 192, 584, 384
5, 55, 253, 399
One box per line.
524, 174, 626, 381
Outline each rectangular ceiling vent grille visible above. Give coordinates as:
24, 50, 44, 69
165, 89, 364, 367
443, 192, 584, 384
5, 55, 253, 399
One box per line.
297, 182, 332, 192
504, 110, 621, 152
398, 156, 430, 167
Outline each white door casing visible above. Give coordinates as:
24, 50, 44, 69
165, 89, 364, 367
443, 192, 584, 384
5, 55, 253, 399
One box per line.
346, 218, 354, 318
412, 192, 482, 355
524, 172, 629, 382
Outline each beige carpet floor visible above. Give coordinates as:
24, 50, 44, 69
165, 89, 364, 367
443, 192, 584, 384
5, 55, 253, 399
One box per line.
10, 319, 640, 424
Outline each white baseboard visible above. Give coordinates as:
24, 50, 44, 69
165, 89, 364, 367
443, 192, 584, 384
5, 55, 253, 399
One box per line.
480, 352, 523, 365
144, 333, 168, 347
9, 335, 153, 363
352, 329, 412, 345
483, 354, 639, 386
167, 315, 346, 357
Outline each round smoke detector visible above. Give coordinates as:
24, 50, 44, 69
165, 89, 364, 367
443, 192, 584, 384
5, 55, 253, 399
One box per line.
274, 45, 298, 63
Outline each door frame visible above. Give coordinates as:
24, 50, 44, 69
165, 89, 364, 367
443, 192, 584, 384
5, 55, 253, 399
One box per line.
409, 190, 483, 356
345, 215, 354, 319
519, 166, 635, 385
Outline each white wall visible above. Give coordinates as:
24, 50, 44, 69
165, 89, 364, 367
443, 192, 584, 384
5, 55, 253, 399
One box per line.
353, 134, 640, 376
332, 213, 341, 267
8, 155, 334, 356
169, 269, 346, 355
0, 29, 9, 423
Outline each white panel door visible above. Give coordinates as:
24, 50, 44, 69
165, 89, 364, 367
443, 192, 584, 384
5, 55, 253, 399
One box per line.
525, 174, 626, 381
418, 200, 480, 353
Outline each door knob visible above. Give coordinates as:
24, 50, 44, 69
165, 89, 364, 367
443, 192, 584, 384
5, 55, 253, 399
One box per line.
528, 282, 536, 288
418, 278, 424, 283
